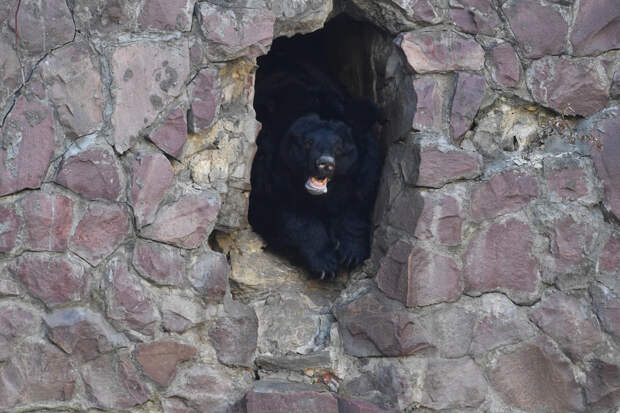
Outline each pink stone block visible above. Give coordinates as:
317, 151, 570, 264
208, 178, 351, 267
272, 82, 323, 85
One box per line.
399, 30, 484, 73
69, 203, 130, 265
503, 0, 568, 58
149, 108, 188, 159
56, 146, 122, 201
0, 206, 20, 253
128, 152, 174, 228
489, 43, 520, 88
11, 253, 88, 308
21, 192, 73, 251
140, 192, 220, 249
0, 96, 55, 196
527, 57, 608, 117
471, 170, 537, 221
464, 219, 540, 304
417, 146, 482, 188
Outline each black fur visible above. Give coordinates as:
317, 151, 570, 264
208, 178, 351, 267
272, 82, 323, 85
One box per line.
249, 56, 383, 278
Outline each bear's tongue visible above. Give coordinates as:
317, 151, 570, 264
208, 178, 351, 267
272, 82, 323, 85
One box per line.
305, 177, 328, 195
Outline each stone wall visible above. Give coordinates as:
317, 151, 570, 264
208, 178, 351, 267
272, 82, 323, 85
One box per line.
0, 0, 619, 412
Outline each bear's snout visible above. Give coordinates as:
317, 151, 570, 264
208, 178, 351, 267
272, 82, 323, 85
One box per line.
316, 155, 335, 177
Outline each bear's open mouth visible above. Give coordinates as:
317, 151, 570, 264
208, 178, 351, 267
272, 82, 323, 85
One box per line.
305, 176, 329, 195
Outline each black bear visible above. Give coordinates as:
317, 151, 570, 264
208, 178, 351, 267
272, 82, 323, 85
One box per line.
249, 49, 383, 279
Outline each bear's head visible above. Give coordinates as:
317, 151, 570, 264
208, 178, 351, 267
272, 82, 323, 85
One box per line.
280, 114, 358, 196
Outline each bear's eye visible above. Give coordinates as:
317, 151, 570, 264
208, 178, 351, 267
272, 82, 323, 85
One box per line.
303, 139, 313, 150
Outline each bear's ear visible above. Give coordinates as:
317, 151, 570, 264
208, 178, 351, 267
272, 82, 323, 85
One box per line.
343, 97, 379, 133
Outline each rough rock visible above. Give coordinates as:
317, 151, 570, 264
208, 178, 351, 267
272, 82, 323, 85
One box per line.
339, 364, 408, 410
0, 279, 20, 297
187, 248, 229, 302
422, 358, 487, 409
529, 290, 602, 359
470, 294, 537, 355
209, 298, 258, 368
377, 244, 462, 307
503, 0, 568, 58
197, 2, 275, 61
162, 397, 199, 413
386, 190, 424, 235
148, 107, 188, 159
376, 240, 413, 305
463, 219, 541, 304
599, 234, 620, 275
590, 283, 620, 339
411, 75, 449, 132
167, 363, 253, 412
161, 293, 207, 333
70, 0, 136, 33
12, 0, 74, 55
20, 192, 73, 252
80, 352, 151, 410
405, 248, 462, 307
471, 103, 540, 157
55, 145, 123, 202
399, 29, 484, 73
590, 113, 620, 219
253, 291, 328, 358
450, 72, 486, 141
334, 289, 433, 357
489, 339, 585, 412
243, 381, 337, 413
337, 396, 395, 413
0, 205, 20, 253
417, 305, 476, 358
611, 71, 620, 99
527, 57, 609, 116
571, 0, 620, 56
0, 304, 39, 360
104, 259, 161, 336
546, 215, 589, 272
128, 152, 174, 228
110, 40, 190, 152
488, 43, 520, 88
0, 36, 21, 110
188, 69, 220, 133
347, 0, 439, 33
0, 342, 77, 411
471, 170, 537, 221
44, 307, 128, 362
133, 240, 185, 286
41, 41, 104, 137
227, 230, 317, 299
543, 157, 595, 203
450, 0, 501, 35
373, 143, 411, 222
449, 0, 500, 35
69, 203, 130, 266
0, 96, 55, 196
585, 360, 620, 411
11, 253, 89, 308
134, 341, 196, 386
138, 0, 195, 32
417, 146, 482, 188
414, 193, 463, 245
272, 0, 336, 37
141, 191, 220, 249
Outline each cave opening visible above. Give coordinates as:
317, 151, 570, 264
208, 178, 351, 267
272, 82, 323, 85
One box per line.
248, 12, 416, 278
